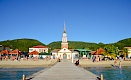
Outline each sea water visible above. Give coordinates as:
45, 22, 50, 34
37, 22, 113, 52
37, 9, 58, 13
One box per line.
84, 66, 131, 80
0, 68, 44, 80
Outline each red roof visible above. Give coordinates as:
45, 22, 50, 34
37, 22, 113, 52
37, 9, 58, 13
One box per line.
0, 50, 9, 54
28, 51, 39, 55
92, 48, 105, 55
9, 49, 21, 54
31, 45, 47, 48
91, 51, 96, 55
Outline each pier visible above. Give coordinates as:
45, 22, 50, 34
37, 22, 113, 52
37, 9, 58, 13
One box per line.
26, 59, 99, 80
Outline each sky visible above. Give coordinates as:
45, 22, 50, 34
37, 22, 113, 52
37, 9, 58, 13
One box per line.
0, 0, 131, 45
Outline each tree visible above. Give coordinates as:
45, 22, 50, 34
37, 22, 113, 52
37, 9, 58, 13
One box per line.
102, 45, 117, 59
119, 48, 128, 58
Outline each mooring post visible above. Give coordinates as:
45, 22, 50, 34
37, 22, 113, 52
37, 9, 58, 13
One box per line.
22, 74, 26, 80
100, 74, 103, 80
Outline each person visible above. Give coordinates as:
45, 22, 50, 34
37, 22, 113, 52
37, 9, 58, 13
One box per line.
0, 56, 2, 61
5, 55, 8, 61
58, 58, 60, 62
92, 56, 96, 62
114, 60, 117, 66
119, 61, 122, 69
57, 58, 60, 62
75, 60, 79, 66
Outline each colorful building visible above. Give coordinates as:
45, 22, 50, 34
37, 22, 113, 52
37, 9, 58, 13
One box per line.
124, 47, 131, 58
29, 45, 48, 53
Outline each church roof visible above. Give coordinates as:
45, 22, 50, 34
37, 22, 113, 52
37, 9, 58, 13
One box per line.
51, 49, 74, 53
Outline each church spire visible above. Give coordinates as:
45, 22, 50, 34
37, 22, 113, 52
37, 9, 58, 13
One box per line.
63, 22, 66, 33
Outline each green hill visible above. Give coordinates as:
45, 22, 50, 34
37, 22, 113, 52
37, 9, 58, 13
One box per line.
47, 38, 131, 51
0, 38, 45, 52
47, 41, 100, 51
0, 38, 131, 52
114, 38, 131, 49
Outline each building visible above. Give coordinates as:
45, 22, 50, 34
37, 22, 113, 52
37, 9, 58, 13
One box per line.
124, 47, 131, 58
29, 45, 48, 53
0, 45, 11, 52
51, 22, 78, 59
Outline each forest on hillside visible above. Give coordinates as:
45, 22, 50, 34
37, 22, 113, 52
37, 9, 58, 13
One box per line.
0, 38, 45, 51
0, 38, 131, 52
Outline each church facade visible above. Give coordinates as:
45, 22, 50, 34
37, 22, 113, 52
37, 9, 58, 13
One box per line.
51, 23, 78, 59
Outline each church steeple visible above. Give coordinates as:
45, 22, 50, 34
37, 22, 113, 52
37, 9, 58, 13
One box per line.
63, 22, 66, 33
61, 22, 68, 49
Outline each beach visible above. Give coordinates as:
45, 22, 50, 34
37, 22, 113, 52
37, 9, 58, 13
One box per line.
0, 59, 57, 68
79, 59, 131, 67
0, 59, 131, 68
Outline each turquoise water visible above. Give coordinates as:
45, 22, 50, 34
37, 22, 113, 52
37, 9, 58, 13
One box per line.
84, 66, 131, 80
1, 67, 131, 80
0, 68, 44, 80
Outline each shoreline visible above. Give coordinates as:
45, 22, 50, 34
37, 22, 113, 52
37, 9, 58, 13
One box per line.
0, 59, 131, 68
0, 59, 57, 68
79, 59, 131, 67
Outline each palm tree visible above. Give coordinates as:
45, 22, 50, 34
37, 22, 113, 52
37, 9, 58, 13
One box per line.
102, 45, 117, 60
119, 48, 128, 59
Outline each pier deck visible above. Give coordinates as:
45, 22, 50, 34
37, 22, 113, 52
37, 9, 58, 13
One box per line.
28, 59, 99, 80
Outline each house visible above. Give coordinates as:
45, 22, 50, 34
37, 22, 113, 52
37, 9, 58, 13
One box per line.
9, 49, 21, 56
28, 50, 39, 57
124, 47, 131, 58
0, 45, 11, 52
29, 45, 48, 53
91, 48, 105, 61
9, 49, 21, 60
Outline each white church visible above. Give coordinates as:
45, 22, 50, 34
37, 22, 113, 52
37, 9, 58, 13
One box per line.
51, 23, 78, 60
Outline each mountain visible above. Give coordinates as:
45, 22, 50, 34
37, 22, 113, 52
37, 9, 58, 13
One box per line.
114, 38, 131, 49
47, 38, 131, 51
0, 38, 131, 52
0, 38, 45, 52
47, 41, 99, 51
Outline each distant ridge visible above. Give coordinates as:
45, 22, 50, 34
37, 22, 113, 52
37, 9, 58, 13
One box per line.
0, 38, 131, 51
0, 38, 45, 52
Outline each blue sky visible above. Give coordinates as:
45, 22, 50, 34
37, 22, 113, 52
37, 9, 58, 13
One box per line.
0, 0, 131, 45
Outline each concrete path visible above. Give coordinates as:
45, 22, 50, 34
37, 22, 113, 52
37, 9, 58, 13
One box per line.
27, 59, 99, 80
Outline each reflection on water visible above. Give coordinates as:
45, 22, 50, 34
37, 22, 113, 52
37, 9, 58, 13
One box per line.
0, 68, 44, 80
84, 66, 131, 80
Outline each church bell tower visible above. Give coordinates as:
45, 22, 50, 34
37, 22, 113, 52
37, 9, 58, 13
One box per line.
61, 22, 68, 49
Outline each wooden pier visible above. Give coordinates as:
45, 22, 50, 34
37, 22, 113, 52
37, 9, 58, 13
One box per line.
26, 59, 100, 80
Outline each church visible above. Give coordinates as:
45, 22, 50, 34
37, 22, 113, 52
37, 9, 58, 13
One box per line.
51, 23, 78, 59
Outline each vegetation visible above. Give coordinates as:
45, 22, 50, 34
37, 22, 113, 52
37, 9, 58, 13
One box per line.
0, 38, 45, 52
119, 48, 128, 58
0, 38, 131, 59
102, 45, 117, 59
114, 38, 131, 49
